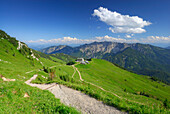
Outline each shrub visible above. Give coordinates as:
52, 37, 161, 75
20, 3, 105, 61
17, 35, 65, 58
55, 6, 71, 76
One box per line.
49, 69, 56, 80
86, 58, 92, 61
5, 49, 9, 53
66, 61, 76, 65
163, 98, 169, 108
59, 75, 75, 83
13, 53, 16, 57
43, 66, 49, 73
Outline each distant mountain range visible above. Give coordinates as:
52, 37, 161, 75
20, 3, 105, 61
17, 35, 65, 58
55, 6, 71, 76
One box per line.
166, 46, 170, 49
41, 41, 170, 84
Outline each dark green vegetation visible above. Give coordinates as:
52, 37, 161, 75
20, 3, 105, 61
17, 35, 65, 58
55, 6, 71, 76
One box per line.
66, 61, 76, 65
0, 30, 79, 113
41, 42, 170, 84
32, 58, 170, 113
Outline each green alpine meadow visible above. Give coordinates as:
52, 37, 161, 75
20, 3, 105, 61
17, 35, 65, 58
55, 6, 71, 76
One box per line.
1, 1, 170, 113
0, 30, 170, 113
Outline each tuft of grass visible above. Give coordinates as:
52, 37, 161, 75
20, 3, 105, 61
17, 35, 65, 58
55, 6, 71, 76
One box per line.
0, 81, 79, 113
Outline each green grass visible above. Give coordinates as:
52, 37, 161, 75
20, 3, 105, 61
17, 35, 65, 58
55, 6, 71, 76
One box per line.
0, 35, 79, 113
1, 30, 170, 113
0, 81, 78, 113
76, 59, 170, 102
32, 59, 170, 113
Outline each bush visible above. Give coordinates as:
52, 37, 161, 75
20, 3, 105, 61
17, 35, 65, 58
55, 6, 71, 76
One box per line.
43, 66, 49, 73
86, 58, 92, 61
163, 98, 170, 108
48, 69, 56, 80
5, 49, 9, 53
13, 53, 16, 57
66, 61, 76, 65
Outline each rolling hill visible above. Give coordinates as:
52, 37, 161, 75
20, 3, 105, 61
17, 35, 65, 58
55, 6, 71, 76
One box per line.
0, 30, 78, 113
41, 42, 170, 83
1, 30, 170, 113
31, 58, 170, 113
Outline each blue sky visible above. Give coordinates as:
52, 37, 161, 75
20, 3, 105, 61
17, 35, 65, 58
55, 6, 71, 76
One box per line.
1, 0, 170, 48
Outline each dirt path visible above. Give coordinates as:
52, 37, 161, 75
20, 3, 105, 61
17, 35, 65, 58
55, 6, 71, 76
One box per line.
71, 65, 76, 78
74, 66, 121, 99
75, 65, 145, 105
74, 66, 84, 81
25, 74, 125, 114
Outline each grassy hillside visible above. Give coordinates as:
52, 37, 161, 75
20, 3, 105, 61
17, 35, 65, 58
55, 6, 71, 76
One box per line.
0, 81, 78, 113
50, 53, 76, 63
77, 59, 170, 101
0, 30, 79, 113
1, 30, 170, 113
32, 58, 170, 113
35, 50, 76, 64
40, 42, 170, 84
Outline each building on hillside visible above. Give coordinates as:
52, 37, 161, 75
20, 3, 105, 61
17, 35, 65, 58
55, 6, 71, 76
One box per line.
81, 61, 86, 64
76, 58, 84, 62
85, 61, 89, 64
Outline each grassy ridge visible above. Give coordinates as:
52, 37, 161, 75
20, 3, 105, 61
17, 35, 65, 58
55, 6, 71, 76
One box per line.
0, 31, 79, 113
76, 59, 170, 102
1, 30, 169, 113
32, 59, 170, 113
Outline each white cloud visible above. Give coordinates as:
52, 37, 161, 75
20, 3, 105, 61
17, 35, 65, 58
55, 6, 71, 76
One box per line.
93, 7, 151, 33
125, 34, 132, 38
96, 35, 127, 42
109, 27, 146, 33
95, 35, 170, 44
26, 37, 95, 44
26, 36, 170, 45
142, 36, 170, 43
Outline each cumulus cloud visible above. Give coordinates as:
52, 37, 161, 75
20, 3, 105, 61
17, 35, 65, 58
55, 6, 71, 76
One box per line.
109, 27, 146, 33
143, 36, 170, 43
93, 7, 151, 33
125, 34, 132, 38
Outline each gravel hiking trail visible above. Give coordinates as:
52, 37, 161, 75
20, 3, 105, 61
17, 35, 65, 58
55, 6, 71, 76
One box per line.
25, 74, 125, 114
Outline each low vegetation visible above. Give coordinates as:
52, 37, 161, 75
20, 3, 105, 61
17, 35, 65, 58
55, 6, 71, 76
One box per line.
0, 30, 79, 113
66, 61, 76, 65
31, 59, 170, 113
41, 41, 170, 84
1, 30, 170, 113
0, 81, 78, 113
